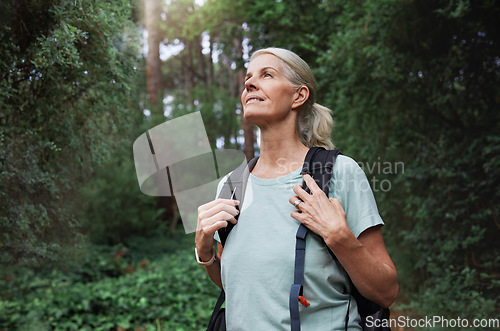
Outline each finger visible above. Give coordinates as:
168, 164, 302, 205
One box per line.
198, 219, 229, 238
302, 173, 323, 195
203, 210, 238, 226
289, 197, 313, 216
199, 198, 240, 213
290, 210, 306, 223
293, 184, 311, 202
205, 219, 229, 234
289, 195, 303, 208
199, 201, 239, 221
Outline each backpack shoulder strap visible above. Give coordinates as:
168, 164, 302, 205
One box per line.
290, 147, 341, 331
301, 146, 341, 195
300, 147, 389, 323
217, 156, 259, 246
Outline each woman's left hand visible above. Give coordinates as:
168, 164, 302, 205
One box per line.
289, 173, 348, 241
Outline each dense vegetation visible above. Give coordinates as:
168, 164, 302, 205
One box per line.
1, 0, 498, 329
0, 0, 151, 266
0, 231, 218, 330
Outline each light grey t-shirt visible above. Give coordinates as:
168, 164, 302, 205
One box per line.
214, 155, 384, 330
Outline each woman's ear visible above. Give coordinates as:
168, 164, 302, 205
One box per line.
292, 86, 310, 109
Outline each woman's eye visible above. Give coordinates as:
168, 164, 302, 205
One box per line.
264, 72, 272, 78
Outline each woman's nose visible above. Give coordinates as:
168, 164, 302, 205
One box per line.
244, 77, 257, 91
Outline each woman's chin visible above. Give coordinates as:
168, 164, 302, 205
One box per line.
244, 110, 292, 129
242, 109, 264, 124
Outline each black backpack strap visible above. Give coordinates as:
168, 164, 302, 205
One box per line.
206, 290, 226, 330
289, 224, 308, 331
301, 147, 340, 196
217, 156, 259, 246
289, 148, 341, 331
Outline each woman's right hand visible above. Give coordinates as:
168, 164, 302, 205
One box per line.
195, 198, 240, 260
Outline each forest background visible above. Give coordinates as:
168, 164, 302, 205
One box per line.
0, 0, 498, 330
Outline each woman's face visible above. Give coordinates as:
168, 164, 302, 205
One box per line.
241, 54, 298, 126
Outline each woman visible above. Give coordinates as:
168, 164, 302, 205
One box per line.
195, 48, 398, 330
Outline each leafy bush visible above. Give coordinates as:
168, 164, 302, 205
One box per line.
77, 144, 164, 245
0, 232, 219, 330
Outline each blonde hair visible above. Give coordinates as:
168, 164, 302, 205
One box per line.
250, 48, 334, 150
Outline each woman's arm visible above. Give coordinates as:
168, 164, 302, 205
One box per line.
195, 199, 238, 290
198, 242, 224, 289
325, 221, 398, 308
290, 174, 398, 308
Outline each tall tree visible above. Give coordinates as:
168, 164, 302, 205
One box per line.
234, 33, 255, 161
144, 0, 162, 106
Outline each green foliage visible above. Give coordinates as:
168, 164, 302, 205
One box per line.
161, 51, 243, 150
0, 0, 146, 266
246, 0, 336, 64
77, 144, 164, 245
0, 232, 219, 330
167, 85, 242, 150
412, 266, 497, 320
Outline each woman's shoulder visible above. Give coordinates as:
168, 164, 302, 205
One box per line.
334, 154, 365, 176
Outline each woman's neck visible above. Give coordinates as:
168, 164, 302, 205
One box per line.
252, 127, 309, 178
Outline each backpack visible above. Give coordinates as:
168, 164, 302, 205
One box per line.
207, 147, 390, 331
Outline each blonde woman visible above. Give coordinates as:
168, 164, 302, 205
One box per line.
195, 48, 398, 330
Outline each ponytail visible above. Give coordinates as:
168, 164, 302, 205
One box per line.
298, 103, 335, 150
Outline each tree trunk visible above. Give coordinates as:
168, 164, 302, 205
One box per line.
145, 0, 180, 228
208, 35, 214, 85
195, 35, 206, 84
233, 35, 255, 161
144, 0, 162, 106
186, 40, 195, 89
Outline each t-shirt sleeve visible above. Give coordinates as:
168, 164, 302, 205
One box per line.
329, 155, 384, 238
213, 173, 230, 243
